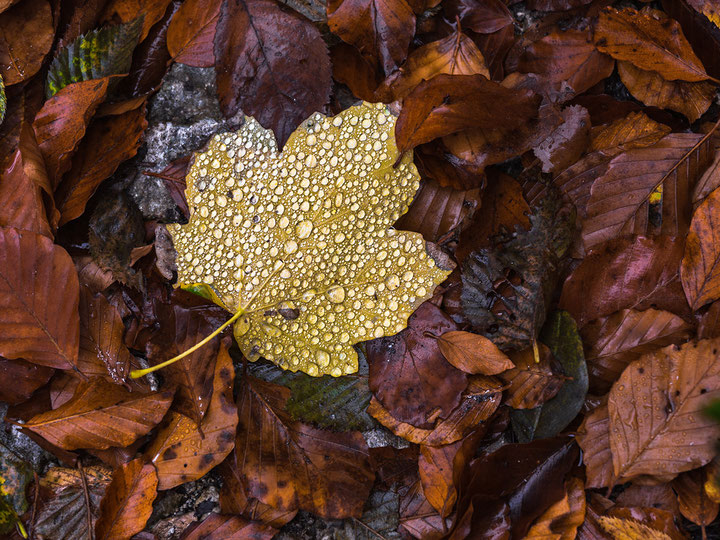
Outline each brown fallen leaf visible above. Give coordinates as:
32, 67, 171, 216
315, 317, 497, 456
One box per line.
608, 339, 720, 482
436, 330, 514, 375
0, 0, 54, 85
95, 458, 158, 540
399, 478, 453, 538
598, 515, 673, 540
32, 77, 114, 186
179, 513, 276, 540
500, 344, 565, 409
533, 104, 590, 173
589, 111, 672, 154
618, 60, 715, 123
145, 341, 238, 490
580, 308, 691, 394
595, 6, 711, 82
24, 378, 173, 450
102, 0, 173, 41
525, 476, 586, 539
395, 73, 540, 153
673, 468, 719, 529
236, 374, 374, 519
616, 483, 680, 516
386, 28, 489, 100
0, 227, 80, 370
330, 42, 386, 103
367, 302, 467, 427
214, 0, 331, 149
693, 142, 720, 209
681, 186, 720, 310
0, 356, 53, 405
443, 0, 512, 35
327, 0, 415, 76
166, 0, 219, 66
577, 400, 614, 489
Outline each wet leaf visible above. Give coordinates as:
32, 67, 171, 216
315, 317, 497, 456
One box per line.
525, 477, 586, 539
0, 227, 80, 370
367, 302, 467, 427
608, 338, 720, 482
169, 102, 451, 377
24, 378, 173, 450
0, 357, 54, 404
589, 111, 672, 154
500, 343, 565, 410
166, 0, 219, 66
46, 17, 143, 98
214, 0, 332, 149
595, 6, 710, 82
180, 513, 276, 540
436, 330, 514, 375
581, 308, 691, 394
95, 458, 158, 540
681, 186, 720, 310
673, 468, 719, 527
0, 0, 54, 86
327, 0, 415, 76
461, 189, 574, 350
533, 105, 591, 174
145, 341, 238, 490
235, 374, 375, 518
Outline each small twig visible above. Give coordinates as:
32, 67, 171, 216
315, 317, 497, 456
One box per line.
77, 459, 93, 540
352, 518, 388, 540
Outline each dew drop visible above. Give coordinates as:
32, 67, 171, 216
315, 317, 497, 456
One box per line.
316, 350, 330, 367
296, 220, 314, 239
385, 274, 400, 290
284, 240, 299, 254
327, 286, 346, 304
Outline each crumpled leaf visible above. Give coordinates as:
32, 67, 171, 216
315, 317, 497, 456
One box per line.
461, 189, 574, 350
46, 17, 143, 98
169, 102, 452, 377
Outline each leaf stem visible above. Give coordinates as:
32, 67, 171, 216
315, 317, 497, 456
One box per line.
129, 309, 245, 378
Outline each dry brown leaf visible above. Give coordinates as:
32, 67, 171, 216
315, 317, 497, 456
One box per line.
681, 186, 720, 310
589, 111, 672, 154
436, 330, 514, 375
500, 344, 565, 409
608, 339, 720, 481
673, 467, 719, 528
580, 308, 691, 394
618, 61, 715, 123
24, 378, 173, 450
525, 476, 586, 539
166, 0, 219, 66
0, 0, 54, 85
577, 401, 615, 490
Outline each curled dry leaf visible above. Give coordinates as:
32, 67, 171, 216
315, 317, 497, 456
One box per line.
214, 0, 331, 149
0, 227, 80, 370
24, 378, 173, 450
95, 459, 158, 540
367, 302, 467, 427
167, 0, 219, 66
618, 61, 715, 123
580, 308, 691, 394
595, 7, 710, 82
436, 330, 514, 375
673, 468, 719, 527
145, 341, 238, 490
0, 0, 54, 85
327, 0, 415, 76
386, 28, 489, 100
169, 102, 451, 377
524, 477, 586, 539
236, 375, 374, 519
608, 339, 720, 482
681, 186, 720, 310
395, 73, 541, 153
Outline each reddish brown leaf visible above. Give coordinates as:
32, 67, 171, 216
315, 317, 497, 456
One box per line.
608, 339, 720, 481
180, 513, 276, 540
436, 330, 514, 375
615, 483, 679, 516
102, 0, 173, 41
580, 308, 691, 394
583, 133, 714, 249
518, 28, 614, 102
368, 375, 503, 446
590, 111, 672, 154
167, 0, 219, 67
618, 60, 714, 123
559, 235, 690, 327
681, 186, 720, 310
386, 29, 489, 100
74, 255, 116, 293
0, 227, 80, 370
214, 0, 331, 149
330, 42, 385, 103
95, 458, 158, 540
394, 178, 481, 243
55, 105, 147, 226
577, 401, 614, 489
500, 344, 565, 409
236, 375, 374, 519
399, 478, 452, 538
533, 104, 590, 173
146, 341, 238, 490
525, 477, 586, 539
395, 74, 540, 153
327, 0, 415, 76
367, 302, 467, 427
595, 7, 710, 82
0, 356, 53, 404
673, 468, 719, 527
0, 0, 54, 85
33, 77, 114, 186
24, 378, 173, 450
443, 0, 513, 35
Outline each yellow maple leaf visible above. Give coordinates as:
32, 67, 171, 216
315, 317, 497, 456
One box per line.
151, 103, 451, 377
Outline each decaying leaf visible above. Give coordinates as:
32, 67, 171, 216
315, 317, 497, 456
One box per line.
168, 102, 451, 377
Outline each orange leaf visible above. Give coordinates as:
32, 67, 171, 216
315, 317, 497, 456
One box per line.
436, 330, 514, 375
0, 0, 54, 85
577, 401, 614, 489
0, 227, 79, 370
673, 468, 719, 527
95, 458, 158, 540
525, 477, 586, 539
500, 344, 565, 409
167, 0, 219, 66
180, 513, 276, 539
24, 378, 173, 450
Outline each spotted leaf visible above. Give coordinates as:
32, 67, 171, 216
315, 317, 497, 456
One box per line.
169, 102, 452, 377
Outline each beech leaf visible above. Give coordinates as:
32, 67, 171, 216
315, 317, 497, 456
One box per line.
168, 102, 452, 377
436, 330, 514, 375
